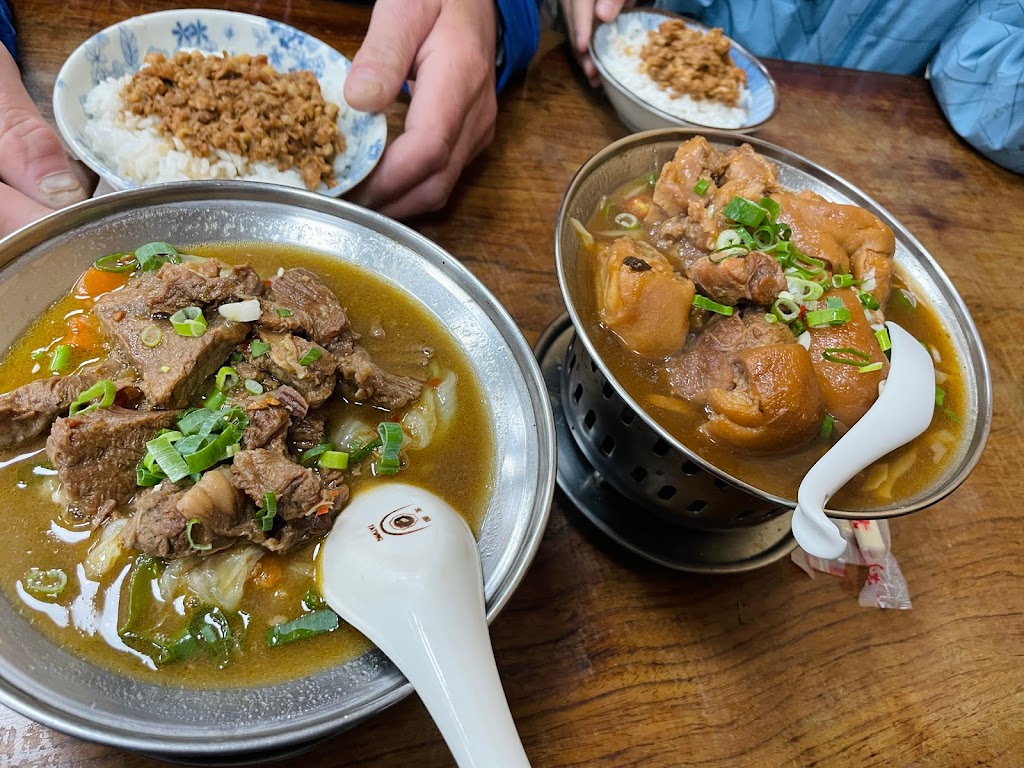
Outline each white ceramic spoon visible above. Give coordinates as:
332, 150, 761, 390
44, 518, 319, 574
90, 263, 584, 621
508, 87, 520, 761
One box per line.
318, 483, 531, 768
792, 321, 936, 559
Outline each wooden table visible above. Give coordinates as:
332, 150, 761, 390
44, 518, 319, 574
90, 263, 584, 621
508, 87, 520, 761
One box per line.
4, 1, 1024, 766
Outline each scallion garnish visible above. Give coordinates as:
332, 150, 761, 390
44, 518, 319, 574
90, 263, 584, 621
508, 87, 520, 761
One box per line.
613, 211, 639, 229
185, 518, 212, 551
896, 288, 917, 311
255, 492, 277, 532
822, 347, 873, 366
170, 306, 207, 337
820, 414, 835, 440
266, 609, 340, 648
772, 297, 801, 324
693, 179, 710, 195
134, 242, 181, 272
244, 378, 264, 395
319, 450, 350, 470
250, 340, 270, 358
831, 273, 858, 289
137, 407, 249, 487
68, 379, 116, 415
215, 366, 239, 391
943, 408, 961, 423
692, 295, 734, 316
147, 433, 191, 482
935, 386, 946, 407
204, 390, 227, 410
787, 277, 824, 303
49, 344, 72, 374
805, 308, 850, 328
93, 251, 137, 273
875, 328, 891, 354
825, 296, 845, 310
376, 422, 404, 475
349, 436, 382, 463
859, 292, 880, 311
722, 196, 768, 228
297, 347, 322, 366
22, 567, 68, 597
300, 442, 332, 467
859, 361, 884, 374
275, 307, 294, 318
140, 325, 163, 348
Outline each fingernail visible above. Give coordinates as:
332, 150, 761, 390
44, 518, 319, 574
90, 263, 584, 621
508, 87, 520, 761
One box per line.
346, 71, 384, 107
37, 171, 87, 207
596, 0, 618, 19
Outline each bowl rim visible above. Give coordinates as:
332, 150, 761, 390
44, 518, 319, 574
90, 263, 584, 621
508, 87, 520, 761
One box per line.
0, 180, 556, 757
588, 7, 779, 133
52, 8, 384, 199
554, 128, 993, 519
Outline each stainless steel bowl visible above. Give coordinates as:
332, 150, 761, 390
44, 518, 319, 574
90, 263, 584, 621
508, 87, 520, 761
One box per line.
554, 129, 991, 533
0, 182, 555, 762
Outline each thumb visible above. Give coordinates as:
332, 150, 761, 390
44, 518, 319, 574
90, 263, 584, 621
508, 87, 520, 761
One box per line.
0, 48, 88, 208
344, 0, 439, 112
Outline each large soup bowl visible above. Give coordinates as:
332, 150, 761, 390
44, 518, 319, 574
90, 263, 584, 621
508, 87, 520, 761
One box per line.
551, 129, 991, 571
0, 182, 555, 762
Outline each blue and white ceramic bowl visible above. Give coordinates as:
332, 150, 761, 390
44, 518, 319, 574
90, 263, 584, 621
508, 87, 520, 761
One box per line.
590, 9, 778, 134
53, 9, 386, 197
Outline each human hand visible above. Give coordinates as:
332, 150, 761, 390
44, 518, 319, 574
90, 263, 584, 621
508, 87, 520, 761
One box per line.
343, 0, 498, 219
0, 47, 89, 237
559, 0, 632, 86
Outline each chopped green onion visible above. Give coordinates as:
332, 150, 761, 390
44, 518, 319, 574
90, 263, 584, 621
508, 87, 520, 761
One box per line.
297, 347, 323, 366
787, 277, 824, 303
31, 348, 46, 361
692, 295, 734, 316
772, 297, 801, 323
722, 196, 767, 228
895, 288, 917, 311
859, 361, 884, 374
255, 492, 277, 532
764, 313, 777, 324
300, 442, 332, 467
146, 433, 191, 482
183, 427, 245, 475
822, 347, 872, 366
859, 291, 880, 311
757, 197, 781, 221
170, 306, 207, 337
319, 450, 350, 470
49, 344, 72, 374
185, 518, 212, 551
250, 340, 270, 358
244, 378, 264, 395
646, 172, 657, 187
935, 386, 946, 407
68, 378, 116, 415
614, 211, 639, 229
266, 609, 340, 648
134, 242, 181, 272
204, 390, 227, 410
349, 436, 382, 463
275, 307, 294, 318
831, 273, 857, 289
22, 567, 67, 597
93, 251, 137, 273
790, 318, 808, 337
825, 296, 845, 310
376, 421, 404, 476
215, 366, 239, 391
943, 408, 961, 423
805, 308, 851, 328
875, 328, 891, 354
302, 589, 329, 611
693, 179, 710, 195
140, 325, 163, 348
820, 414, 835, 440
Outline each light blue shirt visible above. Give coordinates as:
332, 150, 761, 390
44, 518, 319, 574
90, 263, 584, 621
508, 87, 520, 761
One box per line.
657, 0, 1024, 174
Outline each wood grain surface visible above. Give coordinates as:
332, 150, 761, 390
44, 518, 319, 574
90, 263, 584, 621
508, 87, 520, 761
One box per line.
3, 1, 1023, 766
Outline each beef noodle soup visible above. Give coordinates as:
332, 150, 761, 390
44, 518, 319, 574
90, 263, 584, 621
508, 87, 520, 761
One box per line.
574, 137, 964, 507
0, 243, 493, 687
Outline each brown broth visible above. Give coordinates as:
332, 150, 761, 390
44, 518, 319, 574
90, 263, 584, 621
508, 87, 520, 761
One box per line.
0, 244, 494, 687
582, 179, 965, 508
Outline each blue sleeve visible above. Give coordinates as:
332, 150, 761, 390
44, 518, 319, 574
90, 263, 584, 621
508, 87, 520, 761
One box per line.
0, 0, 16, 60
494, 0, 540, 91
929, 0, 1024, 174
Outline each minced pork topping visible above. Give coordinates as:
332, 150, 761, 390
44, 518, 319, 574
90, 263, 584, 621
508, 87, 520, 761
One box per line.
121, 51, 347, 190
639, 21, 747, 107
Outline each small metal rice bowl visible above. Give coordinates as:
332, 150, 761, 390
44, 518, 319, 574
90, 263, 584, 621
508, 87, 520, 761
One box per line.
589, 9, 778, 135
0, 182, 555, 762
554, 129, 991, 531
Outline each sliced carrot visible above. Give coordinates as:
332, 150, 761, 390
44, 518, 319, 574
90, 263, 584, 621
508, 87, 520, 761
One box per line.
76, 267, 129, 300
64, 313, 100, 352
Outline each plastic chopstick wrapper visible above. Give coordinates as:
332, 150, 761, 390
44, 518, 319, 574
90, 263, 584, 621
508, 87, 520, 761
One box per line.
791, 518, 912, 610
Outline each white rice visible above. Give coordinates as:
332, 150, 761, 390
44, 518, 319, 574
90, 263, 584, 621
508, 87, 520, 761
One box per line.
602, 19, 750, 129
82, 65, 358, 191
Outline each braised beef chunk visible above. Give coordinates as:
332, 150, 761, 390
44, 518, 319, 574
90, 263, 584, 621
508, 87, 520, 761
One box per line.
46, 407, 179, 518
329, 337, 423, 410
96, 275, 250, 407
259, 268, 350, 345
231, 448, 348, 553
241, 386, 309, 450
0, 373, 98, 451
145, 261, 263, 315
121, 468, 254, 559
246, 332, 336, 406
288, 411, 326, 455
